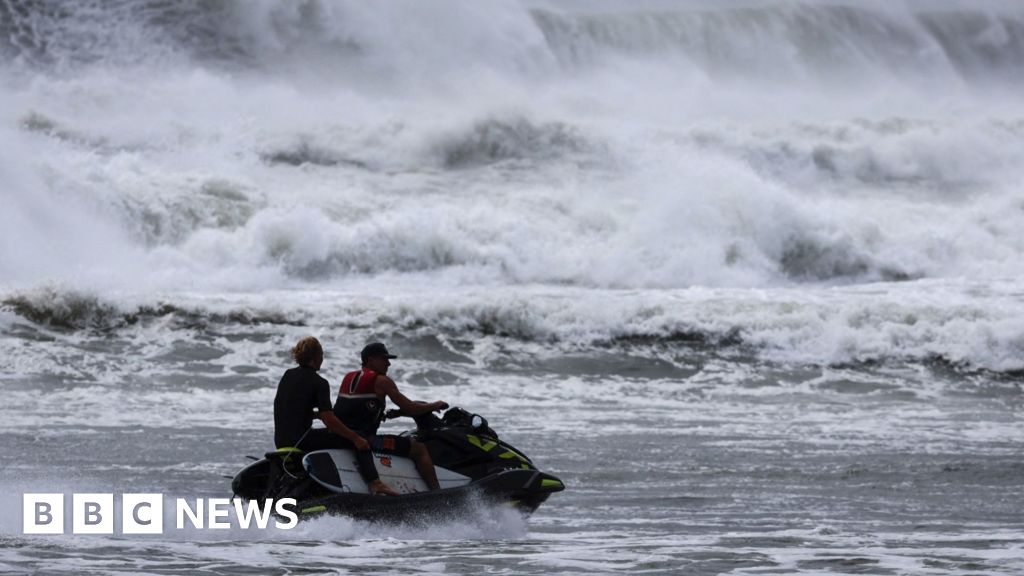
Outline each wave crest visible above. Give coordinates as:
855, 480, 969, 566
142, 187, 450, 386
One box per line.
3, 287, 133, 330
435, 116, 596, 169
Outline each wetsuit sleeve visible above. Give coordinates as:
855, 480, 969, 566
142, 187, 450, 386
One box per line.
315, 377, 333, 412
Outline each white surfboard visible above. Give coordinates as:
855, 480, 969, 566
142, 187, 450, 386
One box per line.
303, 449, 471, 494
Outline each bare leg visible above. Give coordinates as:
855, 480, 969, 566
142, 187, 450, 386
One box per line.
355, 448, 398, 496
410, 441, 441, 490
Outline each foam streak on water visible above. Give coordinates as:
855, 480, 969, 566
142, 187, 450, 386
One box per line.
2, 1, 1023, 574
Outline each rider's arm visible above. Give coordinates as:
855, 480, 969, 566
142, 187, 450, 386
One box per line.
375, 375, 447, 415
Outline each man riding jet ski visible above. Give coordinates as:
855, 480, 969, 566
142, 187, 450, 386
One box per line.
232, 406, 565, 520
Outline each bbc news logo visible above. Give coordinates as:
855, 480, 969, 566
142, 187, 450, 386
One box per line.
23, 494, 298, 534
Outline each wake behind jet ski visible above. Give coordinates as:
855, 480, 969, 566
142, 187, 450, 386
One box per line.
231, 407, 565, 521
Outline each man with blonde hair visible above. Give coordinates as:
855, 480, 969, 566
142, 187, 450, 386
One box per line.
274, 336, 396, 495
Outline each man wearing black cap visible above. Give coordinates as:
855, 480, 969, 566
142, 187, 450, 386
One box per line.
333, 342, 449, 491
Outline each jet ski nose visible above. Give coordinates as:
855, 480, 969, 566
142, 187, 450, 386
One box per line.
534, 472, 566, 493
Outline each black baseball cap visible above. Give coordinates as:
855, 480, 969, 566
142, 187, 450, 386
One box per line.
361, 342, 397, 362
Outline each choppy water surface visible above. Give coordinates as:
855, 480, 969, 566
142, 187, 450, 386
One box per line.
1, 296, 1021, 575
2, 0, 1024, 574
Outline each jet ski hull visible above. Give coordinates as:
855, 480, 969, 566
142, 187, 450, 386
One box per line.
231, 408, 565, 521
296, 469, 562, 521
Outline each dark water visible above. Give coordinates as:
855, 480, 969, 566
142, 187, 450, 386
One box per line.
1, 320, 1021, 574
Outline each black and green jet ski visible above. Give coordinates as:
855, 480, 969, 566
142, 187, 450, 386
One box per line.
231, 407, 565, 521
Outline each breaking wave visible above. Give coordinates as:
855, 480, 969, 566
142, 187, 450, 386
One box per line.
4, 284, 1023, 373
531, 2, 1024, 85
2, 1, 1023, 374
0, 287, 298, 331
434, 116, 598, 169
4, 1, 1024, 88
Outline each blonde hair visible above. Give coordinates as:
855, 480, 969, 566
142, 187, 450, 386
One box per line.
291, 336, 323, 366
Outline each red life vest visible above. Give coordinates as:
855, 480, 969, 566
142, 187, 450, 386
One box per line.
333, 368, 384, 435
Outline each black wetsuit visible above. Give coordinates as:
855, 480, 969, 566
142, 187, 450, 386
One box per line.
273, 365, 379, 482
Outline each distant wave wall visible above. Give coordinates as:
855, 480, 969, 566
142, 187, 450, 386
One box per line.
3, 0, 1024, 88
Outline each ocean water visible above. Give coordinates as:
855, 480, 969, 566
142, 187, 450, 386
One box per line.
1, 1, 1023, 574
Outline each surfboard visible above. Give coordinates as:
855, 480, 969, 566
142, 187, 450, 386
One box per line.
303, 449, 471, 494
293, 468, 561, 521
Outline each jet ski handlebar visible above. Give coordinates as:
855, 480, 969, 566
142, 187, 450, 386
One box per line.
384, 401, 449, 421
386, 406, 498, 438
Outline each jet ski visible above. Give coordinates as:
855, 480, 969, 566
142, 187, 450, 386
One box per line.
231, 407, 565, 521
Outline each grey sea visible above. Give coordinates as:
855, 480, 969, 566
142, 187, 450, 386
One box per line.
2, 1, 1023, 574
